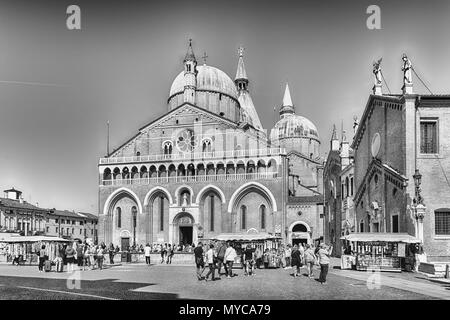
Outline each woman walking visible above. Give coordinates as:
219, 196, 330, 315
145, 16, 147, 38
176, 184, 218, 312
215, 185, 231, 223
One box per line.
317, 243, 332, 284
304, 244, 316, 278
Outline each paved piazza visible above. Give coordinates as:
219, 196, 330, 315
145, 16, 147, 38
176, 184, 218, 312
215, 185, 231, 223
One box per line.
0, 261, 448, 300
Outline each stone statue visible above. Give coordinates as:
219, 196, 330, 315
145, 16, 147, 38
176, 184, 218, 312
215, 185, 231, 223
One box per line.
181, 193, 188, 207
353, 116, 359, 134
372, 58, 382, 85
401, 53, 413, 84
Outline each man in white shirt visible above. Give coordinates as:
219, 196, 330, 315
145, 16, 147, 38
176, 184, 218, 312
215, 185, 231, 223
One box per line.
144, 243, 151, 266
224, 242, 237, 278
204, 244, 217, 281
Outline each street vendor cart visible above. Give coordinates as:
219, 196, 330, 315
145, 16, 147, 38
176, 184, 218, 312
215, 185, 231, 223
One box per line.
208, 233, 282, 268
340, 233, 422, 272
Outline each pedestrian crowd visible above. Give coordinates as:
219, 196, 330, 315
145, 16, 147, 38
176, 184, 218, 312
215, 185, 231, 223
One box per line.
34, 241, 120, 273
192, 241, 333, 284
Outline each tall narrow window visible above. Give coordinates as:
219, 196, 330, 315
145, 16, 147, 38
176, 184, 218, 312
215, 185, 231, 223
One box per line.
260, 205, 266, 229
210, 194, 214, 231
359, 220, 364, 232
392, 215, 399, 233
435, 209, 450, 235
132, 206, 137, 229
420, 120, 438, 154
345, 177, 349, 197
350, 177, 354, 195
116, 207, 121, 228
160, 196, 164, 231
241, 205, 246, 230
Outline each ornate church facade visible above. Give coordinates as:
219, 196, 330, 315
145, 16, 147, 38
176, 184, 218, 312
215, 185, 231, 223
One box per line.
98, 41, 324, 249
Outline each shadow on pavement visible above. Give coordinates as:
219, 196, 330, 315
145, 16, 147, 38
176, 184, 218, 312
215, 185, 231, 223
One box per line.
0, 275, 180, 300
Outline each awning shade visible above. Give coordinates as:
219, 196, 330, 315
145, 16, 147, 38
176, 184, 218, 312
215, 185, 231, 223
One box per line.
209, 233, 281, 242
340, 233, 421, 243
1, 236, 72, 243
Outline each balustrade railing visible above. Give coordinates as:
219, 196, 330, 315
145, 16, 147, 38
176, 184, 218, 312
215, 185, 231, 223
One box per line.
101, 172, 279, 186
99, 148, 285, 165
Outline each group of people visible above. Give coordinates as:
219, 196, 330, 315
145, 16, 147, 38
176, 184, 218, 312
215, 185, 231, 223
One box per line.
35, 242, 118, 273
192, 241, 333, 285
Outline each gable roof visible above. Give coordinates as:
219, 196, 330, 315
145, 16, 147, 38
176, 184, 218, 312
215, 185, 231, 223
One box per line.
108, 103, 241, 157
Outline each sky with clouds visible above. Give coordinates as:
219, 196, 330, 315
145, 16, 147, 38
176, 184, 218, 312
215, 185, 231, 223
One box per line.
0, 0, 449, 213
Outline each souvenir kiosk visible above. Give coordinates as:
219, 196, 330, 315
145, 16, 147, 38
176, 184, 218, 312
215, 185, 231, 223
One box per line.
340, 233, 422, 272
209, 233, 282, 268
1, 235, 71, 265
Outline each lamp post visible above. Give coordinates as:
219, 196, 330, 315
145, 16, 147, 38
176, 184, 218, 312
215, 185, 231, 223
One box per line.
132, 208, 137, 247
411, 169, 425, 242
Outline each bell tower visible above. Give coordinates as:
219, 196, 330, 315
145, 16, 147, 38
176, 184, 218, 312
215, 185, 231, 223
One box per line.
183, 39, 197, 104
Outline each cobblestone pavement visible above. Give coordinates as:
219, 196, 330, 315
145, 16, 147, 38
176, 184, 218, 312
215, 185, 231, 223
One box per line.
0, 262, 446, 300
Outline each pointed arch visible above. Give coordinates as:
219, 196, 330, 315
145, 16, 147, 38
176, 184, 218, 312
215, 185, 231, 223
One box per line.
103, 187, 143, 216
195, 184, 226, 204
227, 181, 277, 213
143, 186, 173, 206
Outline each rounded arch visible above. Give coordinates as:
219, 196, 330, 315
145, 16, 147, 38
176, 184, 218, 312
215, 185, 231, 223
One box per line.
195, 184, 226, 204
103, 187, 143, 216
174, 185, 194, 205
143, 186, 173, 206
288, 221, 311, 233
172, 211, 195, 224
228, 181, 277, 213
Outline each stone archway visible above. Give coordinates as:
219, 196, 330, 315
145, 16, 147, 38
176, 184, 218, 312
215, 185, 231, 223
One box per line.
171, 212, 196, 246
288, 221, 311, 246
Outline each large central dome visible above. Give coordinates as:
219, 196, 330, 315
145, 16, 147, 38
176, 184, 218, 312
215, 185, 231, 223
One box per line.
169, 65, 238, 99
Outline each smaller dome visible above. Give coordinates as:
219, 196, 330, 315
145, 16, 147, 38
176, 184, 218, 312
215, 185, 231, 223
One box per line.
169, 65, 238, 99
271, 114, 319, 141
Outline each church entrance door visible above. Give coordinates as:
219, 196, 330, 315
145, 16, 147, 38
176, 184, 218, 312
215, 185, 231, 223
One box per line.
179, 226, 193, 245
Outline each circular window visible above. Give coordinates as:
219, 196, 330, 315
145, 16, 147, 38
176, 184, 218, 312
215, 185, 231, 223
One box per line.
176, 129, 199, 153
297, 211, 302, 217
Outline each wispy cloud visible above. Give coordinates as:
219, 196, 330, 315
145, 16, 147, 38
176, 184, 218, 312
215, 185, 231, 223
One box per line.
0, 80, 69, 88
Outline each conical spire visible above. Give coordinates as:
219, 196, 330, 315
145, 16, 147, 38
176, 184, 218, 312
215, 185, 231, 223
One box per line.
184, 39, 196, 62
283, 83, 293, 107
235, 47, 247, 80
279, 83, 295, 118
331, 124, 338, 140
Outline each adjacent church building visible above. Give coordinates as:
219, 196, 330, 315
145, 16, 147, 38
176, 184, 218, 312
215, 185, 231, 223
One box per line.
98, 41, 324, 249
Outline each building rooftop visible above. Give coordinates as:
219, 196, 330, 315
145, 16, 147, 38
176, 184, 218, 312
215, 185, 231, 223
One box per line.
0, 197, 46, 211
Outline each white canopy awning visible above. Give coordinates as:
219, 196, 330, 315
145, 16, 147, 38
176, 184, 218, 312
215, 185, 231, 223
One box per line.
340, 233, 421, 243
209, 233, 281, 242
1, 236, 72, 243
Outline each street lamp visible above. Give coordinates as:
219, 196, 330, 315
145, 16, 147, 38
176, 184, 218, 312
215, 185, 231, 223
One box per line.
132, 208, 137, 247
411, 168, 425, 241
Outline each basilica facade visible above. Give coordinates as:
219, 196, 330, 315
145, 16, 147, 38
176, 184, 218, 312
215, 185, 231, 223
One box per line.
98, 41, 324, 249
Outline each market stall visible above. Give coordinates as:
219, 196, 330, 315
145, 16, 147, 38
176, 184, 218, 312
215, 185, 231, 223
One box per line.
208, 233, 282, 268
0, 236, 72, 265
340, 233, 422, 272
